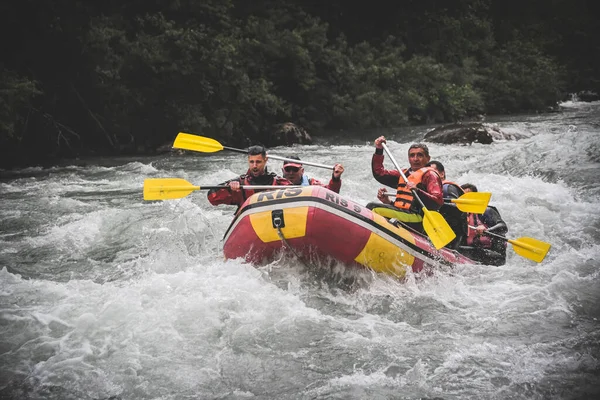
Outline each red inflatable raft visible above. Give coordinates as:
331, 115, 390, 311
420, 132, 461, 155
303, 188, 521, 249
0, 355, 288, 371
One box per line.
222, 186, 474, 278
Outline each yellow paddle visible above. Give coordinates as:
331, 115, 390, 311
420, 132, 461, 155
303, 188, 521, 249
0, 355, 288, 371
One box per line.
385, 191, 491, 214
446, 191, 491, 214
475, 228, 551, 263
381, 143, 455, 249
143, 178, 301, 201
173, 132, 335, 169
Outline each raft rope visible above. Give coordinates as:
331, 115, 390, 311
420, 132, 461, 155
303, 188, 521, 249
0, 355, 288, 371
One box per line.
273, 218, 311, 269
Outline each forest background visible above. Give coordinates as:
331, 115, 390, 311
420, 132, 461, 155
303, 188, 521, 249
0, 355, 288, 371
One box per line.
1, 0, 598, 168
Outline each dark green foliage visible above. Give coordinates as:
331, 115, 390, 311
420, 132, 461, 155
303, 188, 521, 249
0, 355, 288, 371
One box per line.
0, 68, 41, 139
0, 0, 596, 167
479, 41, 563, 113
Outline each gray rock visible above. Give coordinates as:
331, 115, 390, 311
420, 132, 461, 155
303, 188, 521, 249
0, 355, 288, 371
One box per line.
270, 123, 312, 146
424, 122, 518, 144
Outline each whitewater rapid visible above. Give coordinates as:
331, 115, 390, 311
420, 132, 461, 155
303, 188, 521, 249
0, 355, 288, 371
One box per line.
1, 101, 599, 399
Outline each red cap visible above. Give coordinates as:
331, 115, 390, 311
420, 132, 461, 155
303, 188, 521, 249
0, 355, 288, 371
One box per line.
283, 156, 302, 168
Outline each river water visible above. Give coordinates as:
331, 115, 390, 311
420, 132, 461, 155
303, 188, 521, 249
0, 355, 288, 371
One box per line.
1, 100, 599, 399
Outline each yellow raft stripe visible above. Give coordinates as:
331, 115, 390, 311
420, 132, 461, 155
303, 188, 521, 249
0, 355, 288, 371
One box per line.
370, 212, 416, 245
354, 232, 415, 278
371, 206, 423, 223
249, 206, 309, 243
354, 212, 418, 278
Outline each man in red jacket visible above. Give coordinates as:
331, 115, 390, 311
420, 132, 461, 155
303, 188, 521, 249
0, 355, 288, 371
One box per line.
367, 136, 443, 232
207, 145, 292, 210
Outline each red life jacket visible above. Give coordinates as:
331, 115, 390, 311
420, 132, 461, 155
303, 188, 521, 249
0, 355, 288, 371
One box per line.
393, 167, 437, 210
466, 213, 492, 248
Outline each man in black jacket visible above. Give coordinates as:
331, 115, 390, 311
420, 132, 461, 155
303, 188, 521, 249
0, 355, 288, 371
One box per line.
461, 183, 508, 265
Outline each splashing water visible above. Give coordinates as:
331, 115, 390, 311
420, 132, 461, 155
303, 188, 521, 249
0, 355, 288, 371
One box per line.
1, 102, 599, 399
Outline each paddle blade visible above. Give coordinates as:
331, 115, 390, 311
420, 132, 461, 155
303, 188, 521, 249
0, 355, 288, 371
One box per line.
143, 178, 199, 201
451, 192, 492, 214
422, 208, 456, 249
509, 237, 551, 263
173, 132, 224, 153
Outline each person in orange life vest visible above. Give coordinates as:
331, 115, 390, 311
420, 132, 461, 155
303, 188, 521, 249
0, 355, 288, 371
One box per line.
460, 183, 508, 266
425, 160, 468, 249
281, 155, 345, 194
366, 137, 443, 232
207, 145, 292, 210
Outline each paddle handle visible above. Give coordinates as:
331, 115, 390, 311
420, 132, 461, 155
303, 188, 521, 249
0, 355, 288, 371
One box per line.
267, 154, 334, 170
222, 146, 248, 155
223, 145, 334, 169
175, 133, 336, 169
469, 225, 505, 241
471, 228, 526, 250
203, 185, 231, 190
239, 185, 304, 190
381, 143, 407, 180
209, 184, 304, 190
384, 192, 461, 201
384, 192, 464, 202
385, 191, 464, 202
160, 183, 304, 192
182, 185, 290, 190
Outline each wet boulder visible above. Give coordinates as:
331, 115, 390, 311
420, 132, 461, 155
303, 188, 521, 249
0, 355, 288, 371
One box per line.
270, 123, 313, 146
424, 122, 515, 144
576, 91, 599, 102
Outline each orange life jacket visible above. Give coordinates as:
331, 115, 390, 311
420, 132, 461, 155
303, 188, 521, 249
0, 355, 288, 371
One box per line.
393, 167, 437, 210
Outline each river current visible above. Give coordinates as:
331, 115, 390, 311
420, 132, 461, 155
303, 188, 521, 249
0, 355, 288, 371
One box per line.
1, 100, 599, 399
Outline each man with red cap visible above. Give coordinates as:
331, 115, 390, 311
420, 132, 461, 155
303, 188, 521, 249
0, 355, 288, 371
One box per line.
282, 155, 344, 193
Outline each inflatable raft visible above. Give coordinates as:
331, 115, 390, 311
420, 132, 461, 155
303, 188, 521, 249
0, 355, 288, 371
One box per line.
222, 186, 475, 278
